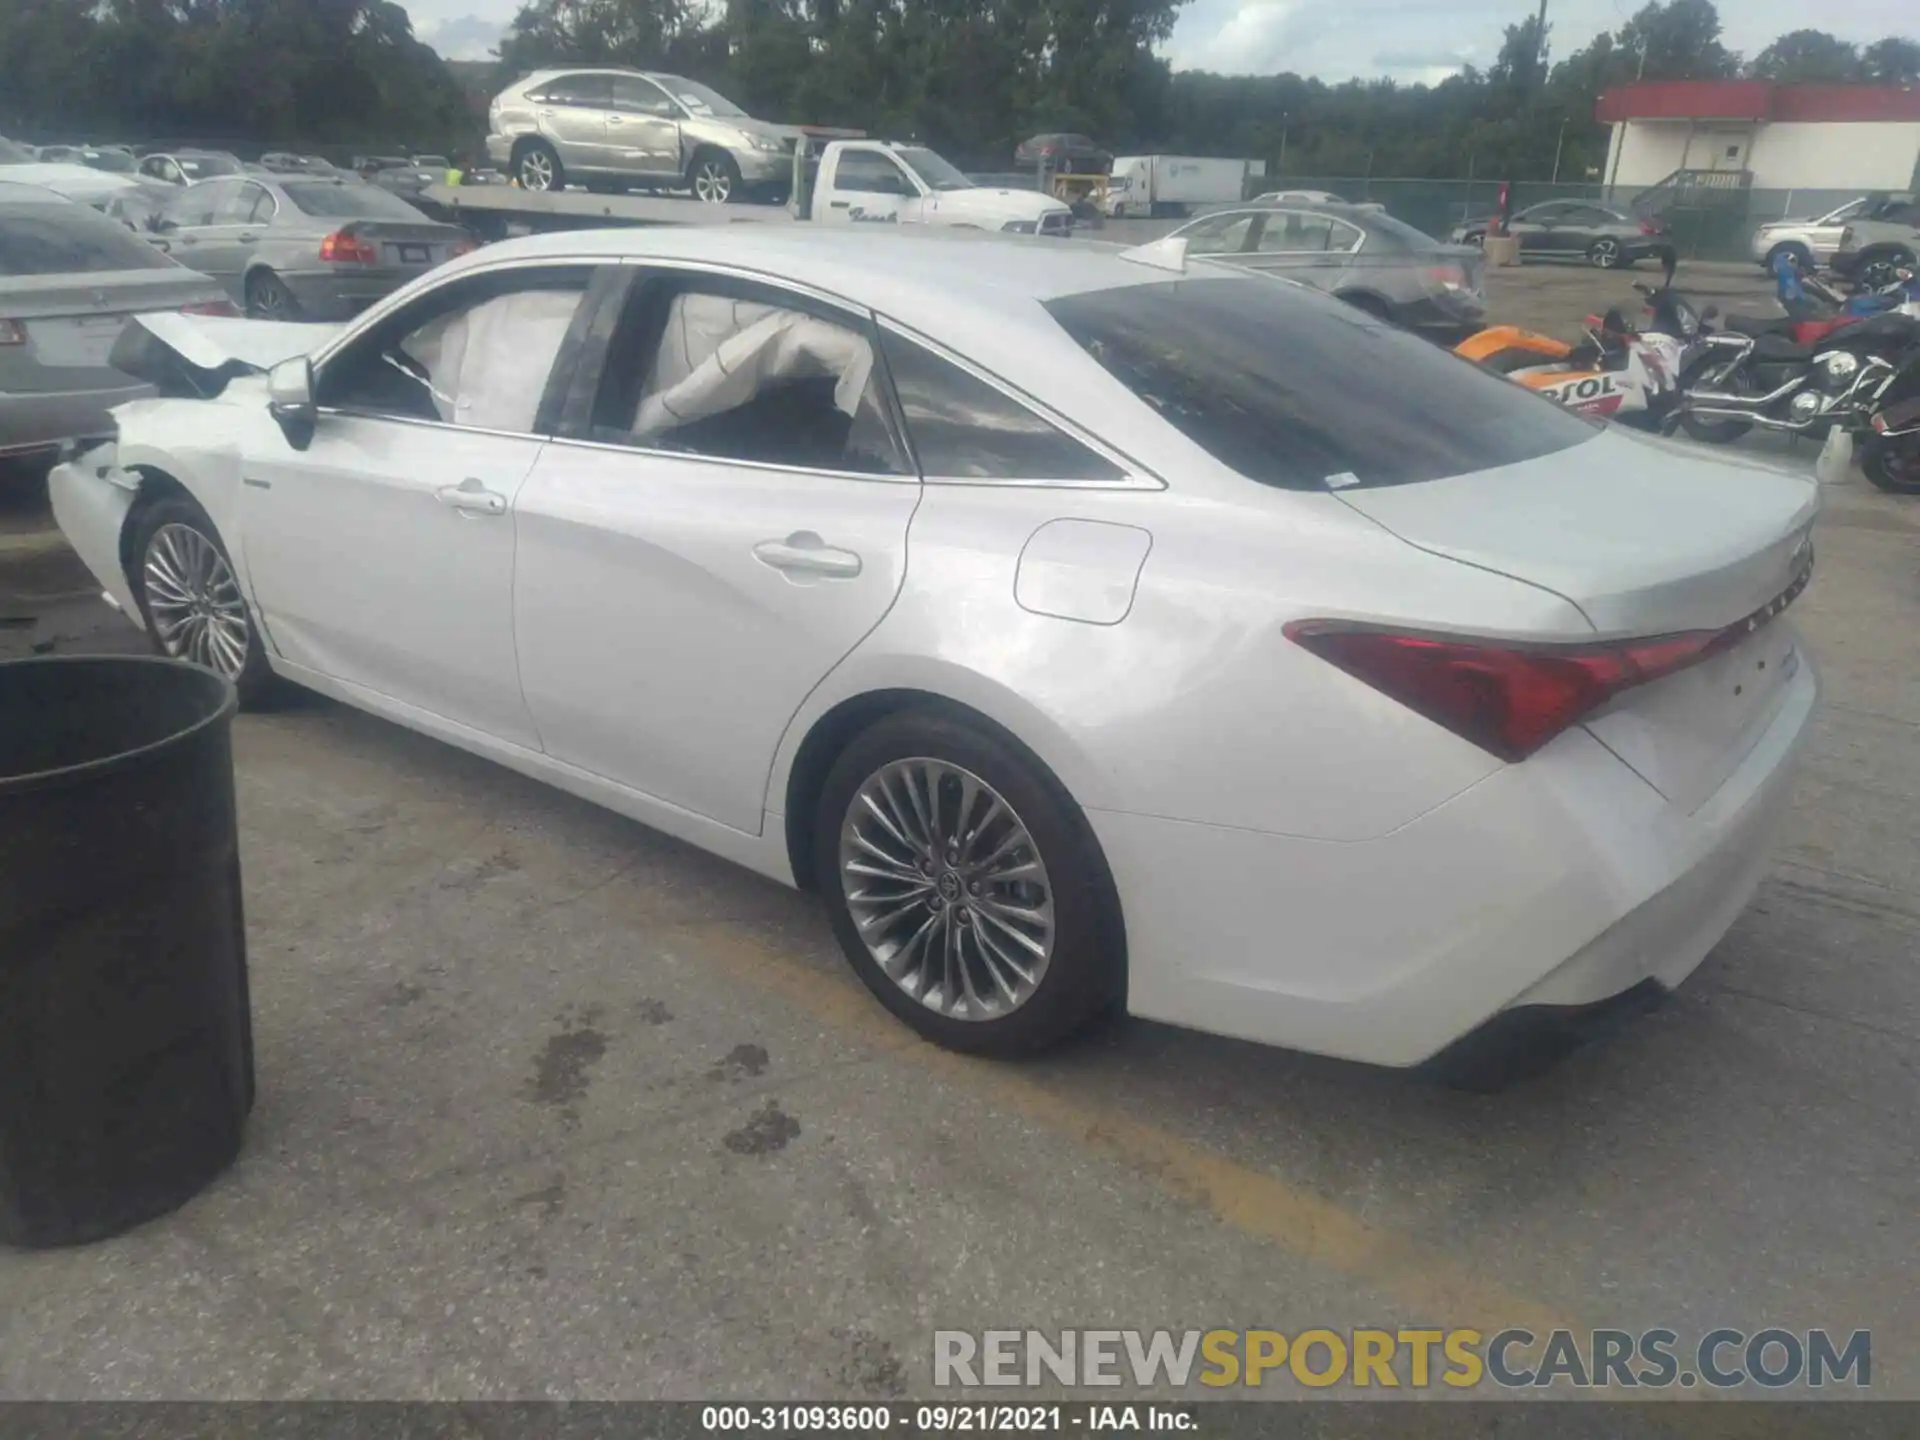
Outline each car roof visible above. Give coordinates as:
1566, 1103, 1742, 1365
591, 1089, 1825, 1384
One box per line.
0, 179, 80, 206
442, 225, 1264, 391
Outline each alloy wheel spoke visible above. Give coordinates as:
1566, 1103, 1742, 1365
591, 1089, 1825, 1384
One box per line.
840, 757, 1054, 1022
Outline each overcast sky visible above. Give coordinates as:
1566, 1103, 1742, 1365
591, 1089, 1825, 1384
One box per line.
404, 0, 1917, 80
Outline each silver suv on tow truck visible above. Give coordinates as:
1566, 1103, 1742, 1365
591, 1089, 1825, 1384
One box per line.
486, 68, 801, 204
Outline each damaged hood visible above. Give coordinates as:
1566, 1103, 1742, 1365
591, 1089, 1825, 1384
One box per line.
110, 312, 342, 399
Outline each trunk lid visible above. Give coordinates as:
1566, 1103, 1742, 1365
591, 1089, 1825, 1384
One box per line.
335, 220, 467, 270
1333, 426, 1818, 637
1, 269, 230, 392
1336, 425, 1817, 809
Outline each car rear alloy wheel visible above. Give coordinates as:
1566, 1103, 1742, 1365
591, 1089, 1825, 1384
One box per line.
839, 758, 1055, 1021
133, 499, 275, 704
691, 152, 739, 204
143, 523, 251, 680
816, 711, 1122, 1056
1589, 238, 1622, 269
517, 143, 560, 192
245, 270, 300, 320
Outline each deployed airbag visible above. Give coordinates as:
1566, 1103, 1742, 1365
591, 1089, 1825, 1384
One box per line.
634, 293, 874, 439
403, 289, 583, 432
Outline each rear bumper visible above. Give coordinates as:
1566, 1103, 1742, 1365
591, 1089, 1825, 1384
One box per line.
732, 147, 793, 186
486, 133, 514, 167
1394, 294, 1486, 345
1090, 653, 1818, 1070
0, 382, 149, 458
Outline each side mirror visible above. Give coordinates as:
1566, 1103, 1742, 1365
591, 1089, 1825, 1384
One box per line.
267, 356, 317, 450
148, 215, 176, 234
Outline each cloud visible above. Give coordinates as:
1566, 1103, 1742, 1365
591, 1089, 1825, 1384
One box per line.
416, 12, 506, 60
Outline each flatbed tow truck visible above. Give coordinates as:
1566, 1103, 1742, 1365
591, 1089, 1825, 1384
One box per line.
413, 136, 1074, 241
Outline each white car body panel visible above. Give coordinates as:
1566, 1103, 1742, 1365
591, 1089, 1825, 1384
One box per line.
50, 225, 1821, 1070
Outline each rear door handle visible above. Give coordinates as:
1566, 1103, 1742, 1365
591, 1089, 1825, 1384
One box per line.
829, 200, 851, 209
237, 233, 258, 244
436, 477, 508, 517
753, 533, 862, 579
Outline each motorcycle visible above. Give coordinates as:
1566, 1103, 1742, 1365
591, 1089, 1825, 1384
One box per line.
1860, 348, 1920, 494
1454, 253, 1693, 429
1675, 258, 1920, 445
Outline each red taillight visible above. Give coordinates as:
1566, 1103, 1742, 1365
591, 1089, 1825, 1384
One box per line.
1424, 265, 1466, 288
0, 319, 25, 346
179, 299, 240, 316
1285, 577, 1808, 762
319, 230, 378, 264
1639, 218, 1658, 235
450, 237, 477, 258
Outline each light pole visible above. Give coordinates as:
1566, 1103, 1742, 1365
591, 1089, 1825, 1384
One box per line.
1278, 112, 1289, 174
1551, 117, 1567, 183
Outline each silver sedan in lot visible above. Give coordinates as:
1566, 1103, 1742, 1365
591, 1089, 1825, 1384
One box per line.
0, 181, 231, 460
148, 174, 474, 319
1167, 203, 1486, 342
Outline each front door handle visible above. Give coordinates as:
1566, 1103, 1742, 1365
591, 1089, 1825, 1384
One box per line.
436, 477, 508, 517
753, 532, 862, 579
237, 232, 258, 244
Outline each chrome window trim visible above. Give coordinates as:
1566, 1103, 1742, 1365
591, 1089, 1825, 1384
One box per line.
311, 408, 552, 444
532, 432, 921, 486
309, 249, 1164, 491
874, 317, 1165, 491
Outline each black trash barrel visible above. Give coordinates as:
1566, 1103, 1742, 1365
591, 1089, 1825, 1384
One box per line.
0, 656, 253, 1247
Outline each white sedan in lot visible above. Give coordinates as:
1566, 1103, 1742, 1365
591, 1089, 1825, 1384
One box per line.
51, 226, 1820, 1084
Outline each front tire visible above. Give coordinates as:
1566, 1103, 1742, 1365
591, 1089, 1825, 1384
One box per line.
1588, 238, 1623, 269
1764, 242, 1811, 274
130, 496, 275, 706
814, 710, 1123, 1058
689, 150, 741, 205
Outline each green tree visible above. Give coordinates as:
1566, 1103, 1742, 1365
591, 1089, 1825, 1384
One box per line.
1616, 0, 1739, 81
1858, 36, 1920, 85
1749, 29, 1859, 83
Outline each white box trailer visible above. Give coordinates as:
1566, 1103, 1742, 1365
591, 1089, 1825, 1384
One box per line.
1104, 156, 1264, 218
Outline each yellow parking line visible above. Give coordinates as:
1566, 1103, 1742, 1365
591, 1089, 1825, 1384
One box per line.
667, 917, 1575, 1338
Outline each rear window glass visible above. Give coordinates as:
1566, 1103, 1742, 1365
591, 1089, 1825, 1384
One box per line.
176, 155, 241, 180
1355, 212, 1445, 252
283, 182, 426, 220
0, 201, 177, 276
1045, 276, 1595, 491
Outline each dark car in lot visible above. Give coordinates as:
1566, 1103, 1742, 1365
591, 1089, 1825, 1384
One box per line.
148, 174, 471, 319
1169, 202, 1486, 343
1451, 199, 1671, 269
1013, 133, 1112, 173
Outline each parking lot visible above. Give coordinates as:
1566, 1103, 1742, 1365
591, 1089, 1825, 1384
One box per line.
2, 256, 1916, 1403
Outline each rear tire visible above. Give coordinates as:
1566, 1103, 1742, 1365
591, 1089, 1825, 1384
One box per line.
1340, 292, 1395, 323
128, 495, 277, 707
1588, 238, 1623, 269
244, 270, 301, 321
1863, 438, 1920, 494
1680, 359, 1757, 444
1858, 249, 1915, 291
514, 139, 563, 193
814, 709, 1123, 1058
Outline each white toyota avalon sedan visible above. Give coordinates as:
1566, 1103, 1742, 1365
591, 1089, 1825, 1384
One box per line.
50, 226, 1820, 1085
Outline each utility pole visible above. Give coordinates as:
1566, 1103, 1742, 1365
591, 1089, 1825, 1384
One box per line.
1535, 0, 1549, 86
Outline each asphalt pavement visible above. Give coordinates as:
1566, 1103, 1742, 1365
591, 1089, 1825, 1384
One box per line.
1, 263, 1916, 1404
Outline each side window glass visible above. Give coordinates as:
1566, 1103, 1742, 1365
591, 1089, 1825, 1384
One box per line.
1257, 212, 1334, 252
879, 328, 1124, 482
584, 281, 908, 476
1326, 219, 1364, 252
213, 184, 261, 224
316, 269, 592, 431
544, 73, 611, 107
247, 188, 277, 226
1183, 212, 1256, 255
167, 185, 218, 228
835, 153, 910, 195
613, 76, 676, 117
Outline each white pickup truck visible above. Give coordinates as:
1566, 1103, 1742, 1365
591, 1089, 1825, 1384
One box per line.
419, 138, 1075, 239
807, 140, 1074, 235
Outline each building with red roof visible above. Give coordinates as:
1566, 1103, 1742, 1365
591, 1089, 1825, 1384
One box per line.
1596, 82, 1920, 194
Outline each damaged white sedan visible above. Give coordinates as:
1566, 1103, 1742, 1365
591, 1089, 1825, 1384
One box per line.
53, 226, 1820, 1084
